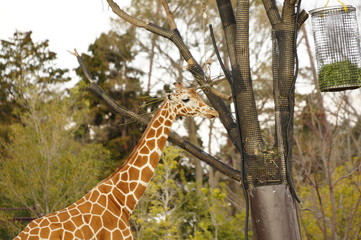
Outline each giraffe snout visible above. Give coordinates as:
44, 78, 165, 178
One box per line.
205, 108, 219, 119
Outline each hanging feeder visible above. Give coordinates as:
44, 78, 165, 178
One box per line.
310, 5, 361, 92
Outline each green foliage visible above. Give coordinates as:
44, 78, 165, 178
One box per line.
132, 146, 183, 240
0, 32, 110, 238
132, 146, 246, 240
0, 31, 70, 124
76, 29, 140, 85
74, 30, 149, 174
0, 94, 109, 237
295, 98, 361, 239
298, 158, 361, 240
177, 182, 245, 240
318, 60, 361, 91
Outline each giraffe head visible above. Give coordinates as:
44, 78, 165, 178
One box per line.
167, 83, 219, 119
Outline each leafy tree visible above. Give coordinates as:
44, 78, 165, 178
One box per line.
132, 146, 183, 239
0, 90, 109, 238
132, 146, 246, 240
0, 32, 109, 239
0, 31, 70, 125
74, 29, 149, 176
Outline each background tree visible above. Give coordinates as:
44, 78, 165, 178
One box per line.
74, 28, 150, 176
131, 146, 245, 240
295, 92, 361, 240
0, 32, 109, 239
0, 31, 70, 126
292, 4, 361, 238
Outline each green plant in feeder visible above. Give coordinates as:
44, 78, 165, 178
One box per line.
318, 60, 361, 91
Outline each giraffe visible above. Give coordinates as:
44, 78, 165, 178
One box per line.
14, 83, 218, 240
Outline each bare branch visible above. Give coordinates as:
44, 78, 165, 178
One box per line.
282, 0, 296, 23
233, 0, 264, 153
106, 0, 198, 66
159, 0, 177, 30
210, 88, 232, 101
209, 24, 232, 85
334, 166, 360, 186
216, 0, 237, 67
106, 0, 147, 28
236, 0, 251, 78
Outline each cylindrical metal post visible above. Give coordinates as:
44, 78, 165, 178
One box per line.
249, 184, 301, 240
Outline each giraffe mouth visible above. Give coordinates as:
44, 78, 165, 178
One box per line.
205, 109, 219, 119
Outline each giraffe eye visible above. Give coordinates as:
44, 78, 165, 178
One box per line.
182, 98, 190, 103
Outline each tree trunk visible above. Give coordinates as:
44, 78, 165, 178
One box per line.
186, 118, 203, 195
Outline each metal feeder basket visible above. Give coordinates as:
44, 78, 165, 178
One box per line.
310, 5, 361, 92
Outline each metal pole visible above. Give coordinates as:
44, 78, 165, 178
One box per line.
249, 184, 301, 240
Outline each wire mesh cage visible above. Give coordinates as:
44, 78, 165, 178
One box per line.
310, 5, 361, 92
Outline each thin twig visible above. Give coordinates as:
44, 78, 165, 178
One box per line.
106, 0, 146, 28
334, 166, 360, 186
209, 24, 232, 85
210, 88, 232, 101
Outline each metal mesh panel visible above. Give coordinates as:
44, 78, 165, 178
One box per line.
243, 29, 294, 188
245, 149, 285, 187
244, 32, 290, 188
311, 5, 361, 92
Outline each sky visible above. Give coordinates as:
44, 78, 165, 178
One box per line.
1, 0, 360, 72
0, 0, 129, 71
1, 0, 360, 68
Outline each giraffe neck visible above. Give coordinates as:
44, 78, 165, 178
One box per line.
102, 100, 177, 214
